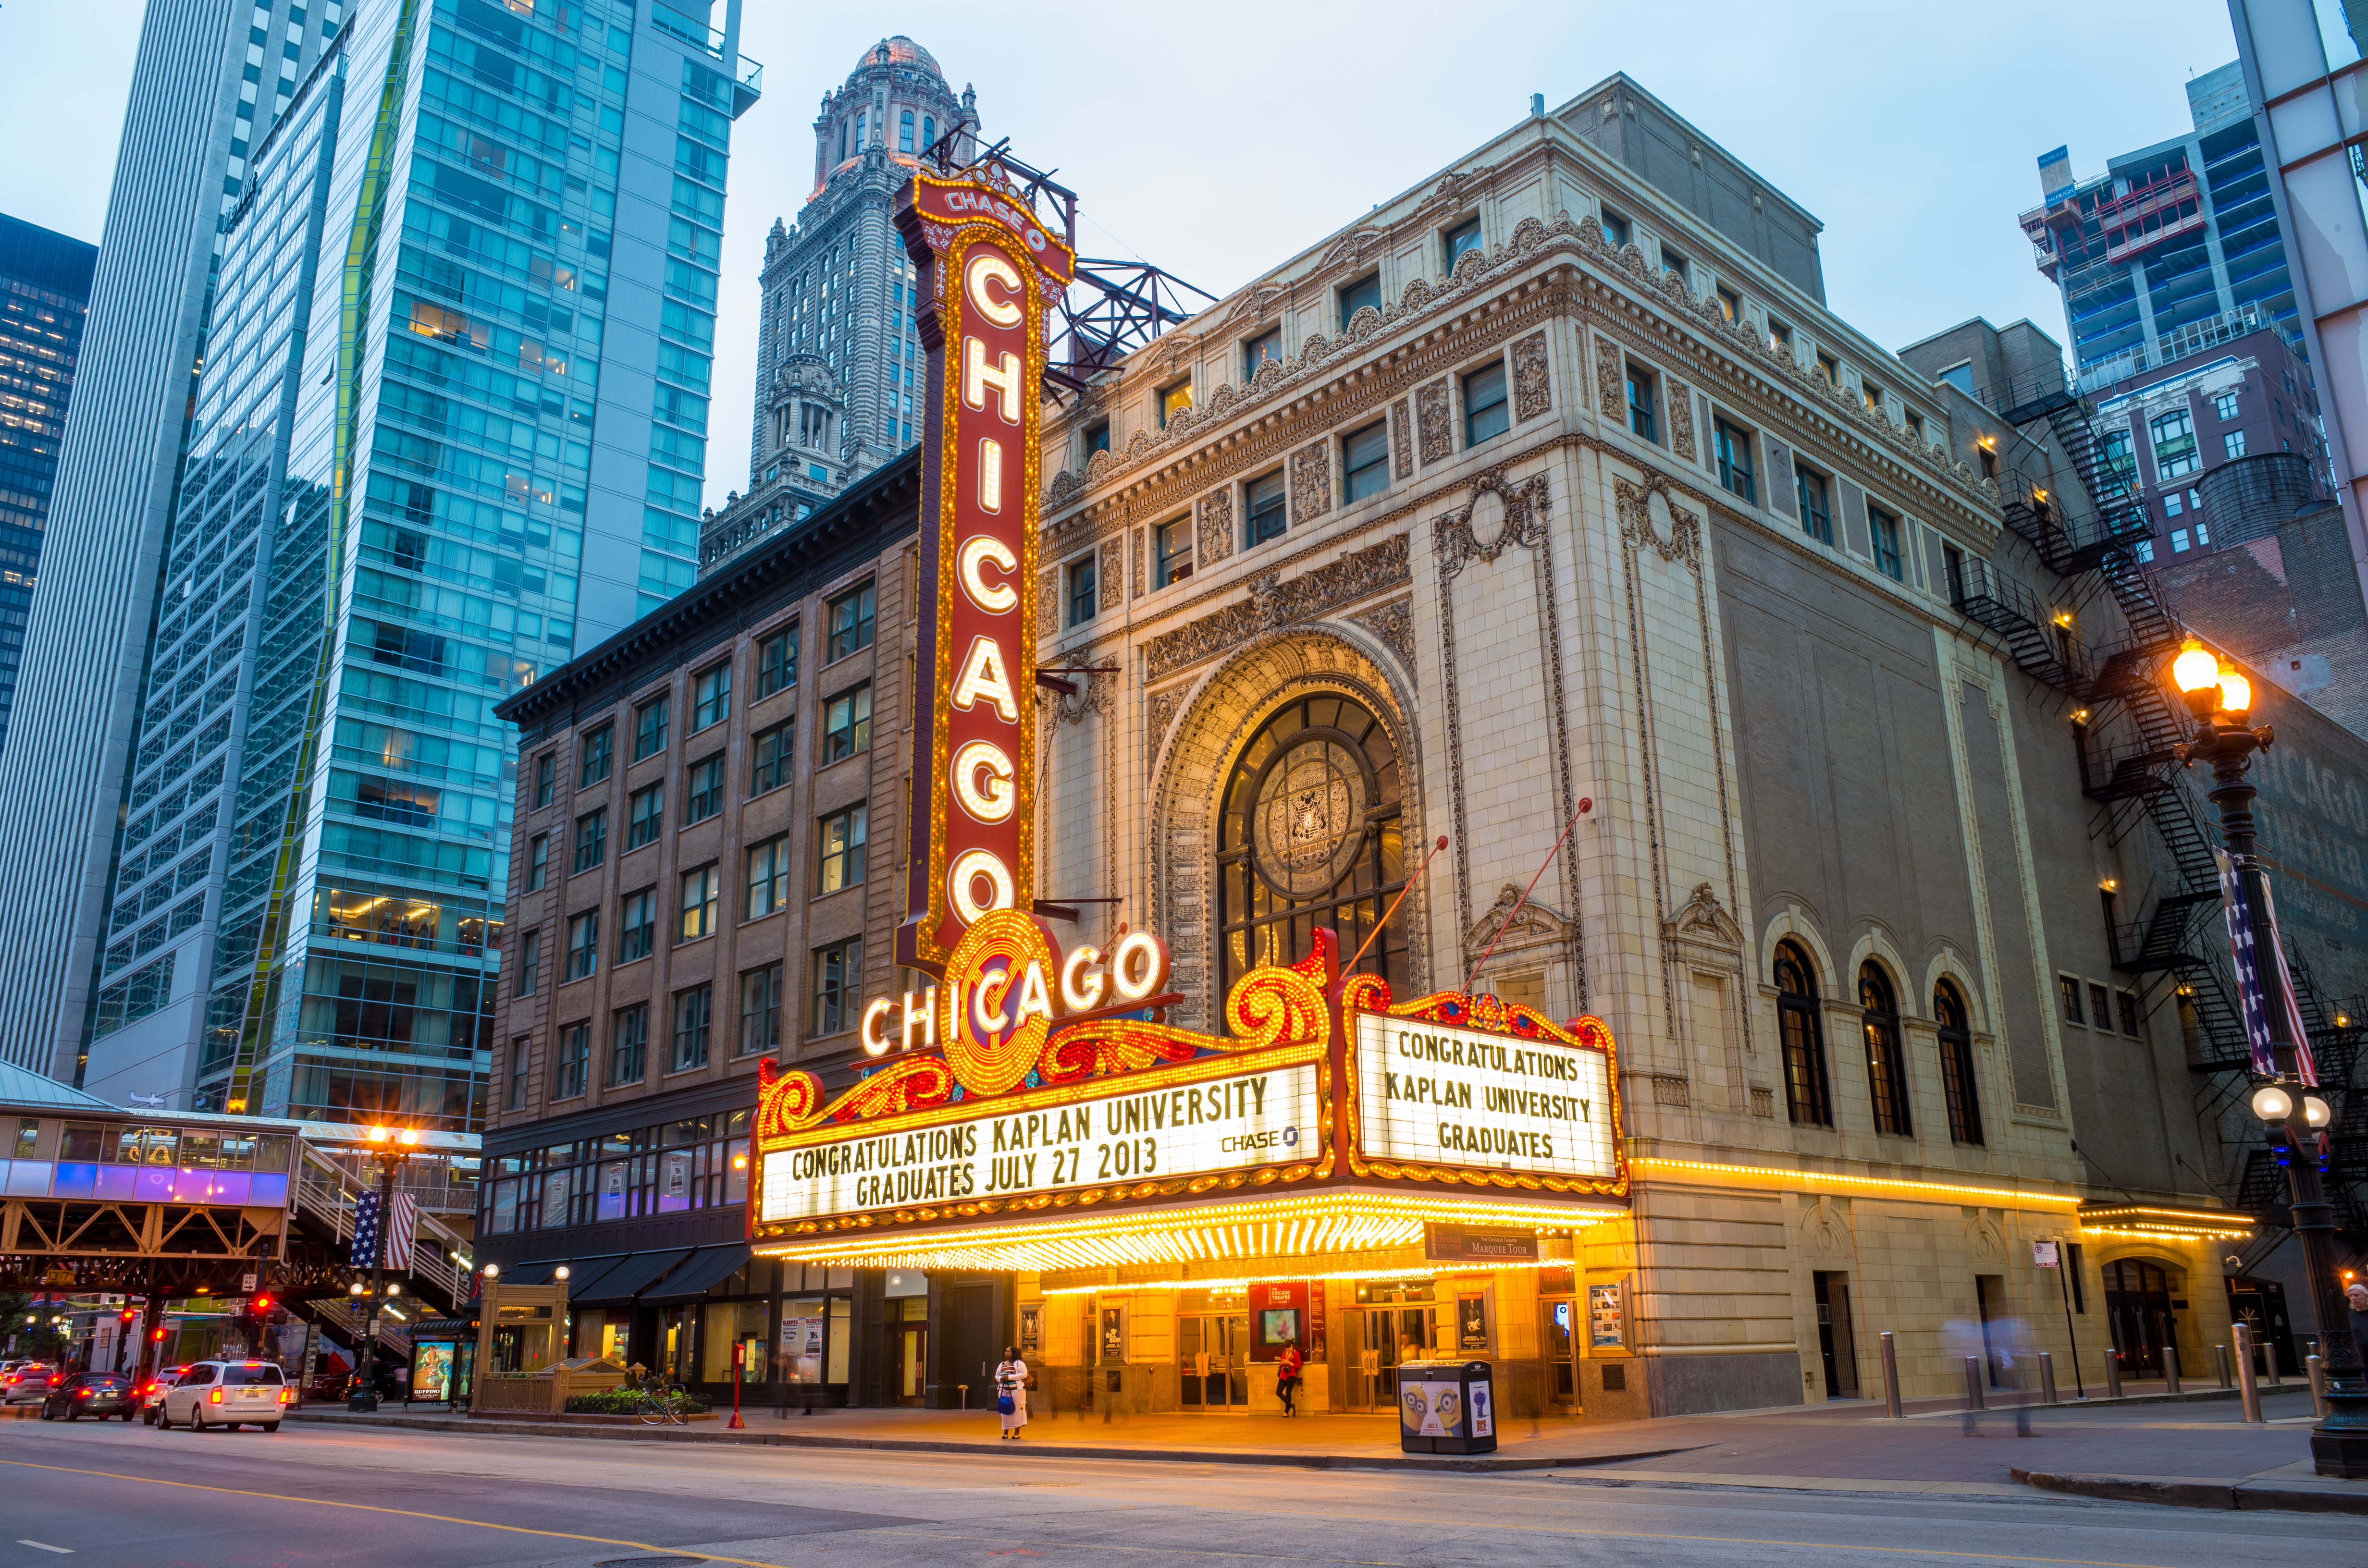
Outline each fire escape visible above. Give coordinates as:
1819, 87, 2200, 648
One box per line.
1956, 367, 2366, 1238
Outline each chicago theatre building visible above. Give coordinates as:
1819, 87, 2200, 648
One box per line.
482, 74, 2363, 1418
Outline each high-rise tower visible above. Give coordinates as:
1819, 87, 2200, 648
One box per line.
0, 217, 98, 756
0, 0, 344, 1080
698, 37, 975, 573
43, 0, 759, 1125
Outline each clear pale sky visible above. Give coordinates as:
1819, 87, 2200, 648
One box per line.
4, 0, 2241, 512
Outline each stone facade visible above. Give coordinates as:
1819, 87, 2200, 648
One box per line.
1020, 72, 2346, 1413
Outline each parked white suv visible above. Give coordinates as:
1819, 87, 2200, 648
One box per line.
157, 1360, 292, 1432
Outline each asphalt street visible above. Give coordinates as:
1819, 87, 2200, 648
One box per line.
0, 1417, 2363, 1568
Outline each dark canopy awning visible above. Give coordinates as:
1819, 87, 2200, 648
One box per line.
637, 1243, 753, 1304
569, 1247, 693, 1306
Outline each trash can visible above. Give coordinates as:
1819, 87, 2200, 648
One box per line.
1395, 1359, 1496, 1455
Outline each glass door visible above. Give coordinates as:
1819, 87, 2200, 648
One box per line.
897, 1323, 928, 1404
1346, 1306, 1431, 1410
1541, 1298, 1577, 1408
1178, 1314, 1248, 1409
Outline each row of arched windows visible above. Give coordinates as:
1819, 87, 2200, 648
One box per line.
1773, 940, 1984, 1145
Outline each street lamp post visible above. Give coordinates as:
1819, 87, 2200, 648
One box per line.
349, 1123, 420, 1414
2172, 640, 2368, 1477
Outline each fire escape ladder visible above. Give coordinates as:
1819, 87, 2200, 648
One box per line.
1949, 557, 2089, 693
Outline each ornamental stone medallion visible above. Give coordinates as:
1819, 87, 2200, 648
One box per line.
1249, 732, 1369, 898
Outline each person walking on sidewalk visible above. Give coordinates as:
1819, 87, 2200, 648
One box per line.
1275, 1343, 1303, 1417
994, 1346, 1029, 1439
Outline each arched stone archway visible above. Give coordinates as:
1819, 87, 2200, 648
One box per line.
1149, 624, 1427, 1029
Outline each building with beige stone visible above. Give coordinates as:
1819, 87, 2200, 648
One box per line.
479, 73, 2368, 1419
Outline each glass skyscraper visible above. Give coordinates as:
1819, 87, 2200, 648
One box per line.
73, 0, 758, 1128
0, 217, 98, 756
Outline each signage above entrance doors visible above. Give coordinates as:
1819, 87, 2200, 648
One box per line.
893, 171, 1077, 976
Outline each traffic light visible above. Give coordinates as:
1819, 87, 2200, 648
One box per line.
251, 1293, 273, 1315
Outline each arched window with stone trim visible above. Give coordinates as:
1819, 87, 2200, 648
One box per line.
1215, 693, 1405, 998
900, 109, 915, 152
1935, 979, 1983, 1146
1775, 940, 1831, 1127
923, 115, 936, 153
1859, 960, 1912, 1137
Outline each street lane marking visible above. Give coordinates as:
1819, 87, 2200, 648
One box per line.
0, 1460, 797, 1568
17, 1542, 73, 1554
0, 1455, 2215, 1568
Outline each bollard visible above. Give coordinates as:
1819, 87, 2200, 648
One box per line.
2216, 1343, 2233, 1390
2233, 1323, 2263, 1423
2163, 1342, 2182, 1396
2309, 1354, 2330, 1419
2262, 1342, 2282, 1388
2039, 1350, 2059, 1406
2105, 1347, 2123, 1399
1880, 1331, 1903, 1418
1964, 1355, 1986, 1411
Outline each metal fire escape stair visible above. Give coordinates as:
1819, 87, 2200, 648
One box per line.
284, 1144, 470, 1315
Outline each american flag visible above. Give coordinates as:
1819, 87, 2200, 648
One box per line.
386, 1191, 419, 1274
2215, 849, 2319, 1086
350, 1190, 381, 1270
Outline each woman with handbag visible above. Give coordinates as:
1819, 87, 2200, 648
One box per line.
1275, 1342, 1303, 1417
993, 1345, 1029, 1439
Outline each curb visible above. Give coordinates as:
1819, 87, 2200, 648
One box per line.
284, 1410, 1702, 1473
2010, 1467, 2368, 1516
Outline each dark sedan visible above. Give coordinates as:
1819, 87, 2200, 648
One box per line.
41, 1372, 136, 1421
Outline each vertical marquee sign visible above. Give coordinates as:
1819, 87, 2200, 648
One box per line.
894, 171, 1077, 979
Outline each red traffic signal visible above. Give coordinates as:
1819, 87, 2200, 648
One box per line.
250, 1294, 272, 1314
118, 1310, 135, 1325
151, 1328, 167, 1341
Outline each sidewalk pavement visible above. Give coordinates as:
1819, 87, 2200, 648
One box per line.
289, 1381, 2368, 1507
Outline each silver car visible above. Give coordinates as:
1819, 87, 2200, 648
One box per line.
156, 1359, 292, 1432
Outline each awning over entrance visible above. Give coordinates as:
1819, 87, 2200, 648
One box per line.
569, 1247, 693, 1306
640, 1243, 753, 1304
494, 1259, 567, 1286
556, 1253, 629, 1300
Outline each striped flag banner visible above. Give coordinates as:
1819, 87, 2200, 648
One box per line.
2214, 848, 2319, 1086
387, 1190, 419, 1274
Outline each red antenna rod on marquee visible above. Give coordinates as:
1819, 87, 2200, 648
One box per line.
1335, 834, 1450, 994
1462, 799, 1592, 995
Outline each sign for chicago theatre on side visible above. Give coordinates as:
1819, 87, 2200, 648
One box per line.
747, 169, 1629, 1262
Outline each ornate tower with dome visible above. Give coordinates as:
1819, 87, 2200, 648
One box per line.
699, 37, 981, 574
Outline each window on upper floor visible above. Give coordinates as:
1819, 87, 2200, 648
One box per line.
899, 109, 913, 153
1716, 284, 1741, 323
692, 661, 731, 729
627, 785, 663, 850
1158, 379, 1193, 429
1343, 418, 1391, 502
823, 683, 871, 762
756, 623, 797, 698
1775, 941, 1832, 1127
678, 862, 717, 942
1861, 378, 1885, 415
553, 1022, 589, 1099
1465, 363, 1510, 447
608, 1004, 647, 1086
685, 753, 724, 824
2215, 390, 2241, 421
818, 804, 867, 895
2225, 429, 2247, 459
633, 694, 668, 761
1905, 410, 1926, 446
1067, 554, 1098, 626
1868, 503, 1904, 582
565, 910, 598, 982
1625, 364, 1657, 443
2152, 409, 2199, 478
1796, 464, 1834, 546
617, 887, 656, 964
1768, 317, 1794, 356
532, 752, 555, 808
526, 833, 548, 891
1084, 420, 1110, 460
1661, 246, 1690, 283
749, 718, 794, 797
746, 835, 789, 919
2059, 973, 2085, 1024
827, 581, 875, 660
1599, 207, 1631, 249
1156, 515, 1193, 587
1935, 980, 1984, 1146
1443, 218, 1482, 272
1815, 352, 1839, 386
1243, 328, 1282, 382
738, 964, 782, 1057
1859, 962, 1912, 1137
1246, 470, 1288, 548
673, 983, 711, 1072
1714, 418, 1756, 503
578, 724, 612, 787
813, 937, 862, 1037
1338, 271, 1382, 330
515, 931, 539, 997
571, 808, 606, 873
